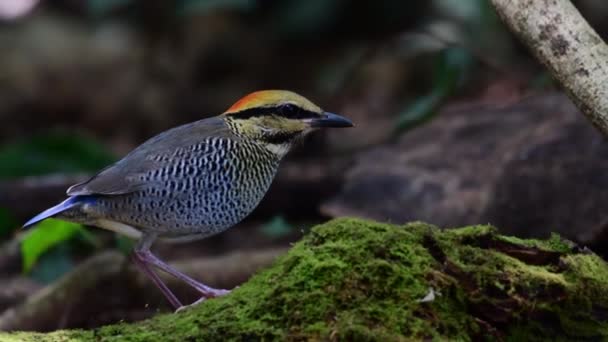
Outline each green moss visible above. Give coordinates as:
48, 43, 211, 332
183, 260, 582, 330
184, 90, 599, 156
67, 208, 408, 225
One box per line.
498, 232, 573, 253
437, 224, 608, 340
3, 218, 608, 341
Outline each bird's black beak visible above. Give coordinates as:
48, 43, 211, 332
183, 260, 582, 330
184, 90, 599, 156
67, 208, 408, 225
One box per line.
309, 112, 354, 128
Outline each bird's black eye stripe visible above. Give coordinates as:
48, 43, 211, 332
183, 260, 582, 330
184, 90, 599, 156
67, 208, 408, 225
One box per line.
230, 105, 319, 120
278, 104, 319, 119
278, 104, 301, 119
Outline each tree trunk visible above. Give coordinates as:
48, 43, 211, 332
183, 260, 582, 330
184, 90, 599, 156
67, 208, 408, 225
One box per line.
490, 0, 608, 136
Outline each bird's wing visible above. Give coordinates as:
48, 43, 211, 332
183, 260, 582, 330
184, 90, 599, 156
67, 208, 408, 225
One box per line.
67, 116, 238, 196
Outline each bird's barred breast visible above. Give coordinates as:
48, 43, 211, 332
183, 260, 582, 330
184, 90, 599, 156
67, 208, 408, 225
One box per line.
90, 138, 280, 238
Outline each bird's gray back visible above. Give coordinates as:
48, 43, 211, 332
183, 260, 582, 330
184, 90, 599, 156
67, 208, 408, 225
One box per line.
67, 116, 238, 196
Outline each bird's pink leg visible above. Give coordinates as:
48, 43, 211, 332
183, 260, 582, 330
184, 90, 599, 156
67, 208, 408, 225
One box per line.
132, 252, 182, 310
137, 249, 230, 298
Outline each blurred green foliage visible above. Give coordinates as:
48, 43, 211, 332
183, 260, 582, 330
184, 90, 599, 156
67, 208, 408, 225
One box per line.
394, 47, 473, 134
0, 133, 113, 275
0, 132, 114, 271
261, 215, 292, 238
0, 133, 115, 179
21, 219, 85, 273
176, 0, 254, 16
392, 0, 512, 135
86, 0, 254, 17
87, 0, 132, 16
115, 234, 135, 255
28, 244, 75, 284
268, 0, 340, 37
21, 220, 101, 283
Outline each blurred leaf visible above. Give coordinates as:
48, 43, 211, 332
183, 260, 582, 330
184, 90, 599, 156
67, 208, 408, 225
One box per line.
87, 0, 133, 16
261, 215, 292, 238
317, 46, 369, 94
21, 219, 83, 273
28, 244, 74, 284
76, 227, 103, 249
0, 133, 115, 179
269, 0, 340, 37
394, 89, 446, 134
115, 234, 135, 255
0, 207, 17, 239
433, 0, 516, 67
177, 0, 255, 16
394, 47, 473, 134
434, 0, 482, 22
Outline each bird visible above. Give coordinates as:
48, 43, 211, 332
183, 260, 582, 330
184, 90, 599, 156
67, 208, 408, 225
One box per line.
23, 90, 353, 310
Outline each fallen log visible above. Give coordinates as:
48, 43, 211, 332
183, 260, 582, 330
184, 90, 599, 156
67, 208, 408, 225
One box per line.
2, 218, 607, 340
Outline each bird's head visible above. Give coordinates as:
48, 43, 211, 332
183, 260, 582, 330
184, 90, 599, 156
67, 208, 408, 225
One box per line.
222, 90, 353, 156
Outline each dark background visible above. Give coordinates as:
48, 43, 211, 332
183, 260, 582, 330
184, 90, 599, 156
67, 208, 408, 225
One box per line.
1, 0, 608, 332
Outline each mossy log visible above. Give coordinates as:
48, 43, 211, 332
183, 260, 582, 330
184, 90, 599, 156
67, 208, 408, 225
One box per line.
2, 218, 608, 341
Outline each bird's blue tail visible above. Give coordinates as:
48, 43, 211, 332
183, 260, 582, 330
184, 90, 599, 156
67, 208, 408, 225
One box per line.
23, 196, 86, 229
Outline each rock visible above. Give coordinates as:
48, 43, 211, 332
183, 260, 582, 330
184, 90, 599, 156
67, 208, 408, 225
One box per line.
323, 93, 608, 246
3, 218, 608, 340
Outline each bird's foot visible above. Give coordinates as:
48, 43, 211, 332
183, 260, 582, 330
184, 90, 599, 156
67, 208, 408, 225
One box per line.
202, 287, 231, 298
192, 284, 232, 298
175, 301, 201, 313
175, 288, 232, 313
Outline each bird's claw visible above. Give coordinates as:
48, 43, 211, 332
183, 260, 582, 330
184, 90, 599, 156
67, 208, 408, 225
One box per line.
175, 297, 208, 313
175, 288, 232, 313
205, 288, 231, 297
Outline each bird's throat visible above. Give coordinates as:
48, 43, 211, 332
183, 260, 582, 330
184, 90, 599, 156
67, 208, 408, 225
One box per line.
264, 142, 291, 158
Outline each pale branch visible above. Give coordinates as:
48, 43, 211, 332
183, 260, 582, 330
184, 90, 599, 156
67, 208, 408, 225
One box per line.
490, 0, 608, 135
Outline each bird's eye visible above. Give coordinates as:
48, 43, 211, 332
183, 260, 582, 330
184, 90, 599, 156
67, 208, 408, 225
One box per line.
279, 104, 300, 118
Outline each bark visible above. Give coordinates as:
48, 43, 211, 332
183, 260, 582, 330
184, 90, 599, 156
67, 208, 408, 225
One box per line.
490, 0, 608, 135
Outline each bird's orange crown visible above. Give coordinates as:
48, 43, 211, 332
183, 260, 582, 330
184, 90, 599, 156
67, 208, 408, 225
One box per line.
223, 90, 322, 114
